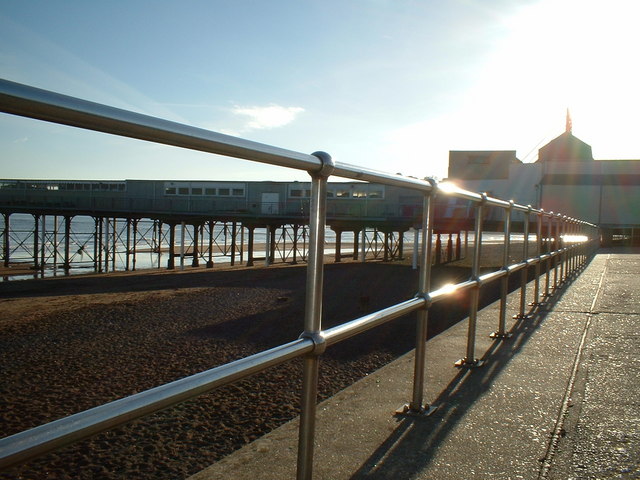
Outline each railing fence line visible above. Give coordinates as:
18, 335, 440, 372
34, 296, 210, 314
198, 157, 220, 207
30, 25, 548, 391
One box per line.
0, 79, 600, 479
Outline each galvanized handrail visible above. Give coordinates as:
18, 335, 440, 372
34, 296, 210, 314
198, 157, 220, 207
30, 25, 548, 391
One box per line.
0, 79, 600, 479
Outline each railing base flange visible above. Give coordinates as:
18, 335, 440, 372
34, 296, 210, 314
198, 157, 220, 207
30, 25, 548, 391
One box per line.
395, 404, 437, 417
489, 331, 512, 340
454, 358, 485, 368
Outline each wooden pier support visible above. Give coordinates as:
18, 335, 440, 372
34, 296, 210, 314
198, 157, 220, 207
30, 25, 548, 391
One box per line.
104, 217, 110, 272
192, 224, 200, 267
32, 214, 40, 270
352, 230, 360, 260
39, 214, 46, 272
230, 222, 237, 266
3, 213, 9, 268
292, 224, 299, 264
111, 218, 117, 272
167, 223, 176, 270
246, 226, 255, 267
435, 233, 442, 265
125, 219, 131, 271
383, 231, 390, 262
269, 225, 277, 265
63, 216, 71, 272
334, 228, 342, 263
132, 219, 138, 271
207, 221, 215, 268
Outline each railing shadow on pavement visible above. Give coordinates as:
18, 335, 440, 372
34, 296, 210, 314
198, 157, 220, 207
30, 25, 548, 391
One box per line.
349, 258, 593, 480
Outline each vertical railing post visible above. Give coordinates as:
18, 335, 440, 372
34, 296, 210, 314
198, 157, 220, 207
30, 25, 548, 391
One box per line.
400, 181, 436, 415
491, 200, 513, 339
543, 213, 552, 298
455, 193, 486, 368
552, 214, 559, 290
559, 216, 566, 283
531, 209, 543, 306
576, 222, 580, 267
565, 217, 575, 279
514, 206, 531, 319
296, 151, 334, 480
580, 222, 585, 266
567, 219, 574, 275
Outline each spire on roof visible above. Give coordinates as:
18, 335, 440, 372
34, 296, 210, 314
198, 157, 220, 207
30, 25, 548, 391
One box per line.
566, 108, 572, 133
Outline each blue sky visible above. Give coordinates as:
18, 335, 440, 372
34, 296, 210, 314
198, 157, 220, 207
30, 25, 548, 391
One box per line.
1, 0, 639, 182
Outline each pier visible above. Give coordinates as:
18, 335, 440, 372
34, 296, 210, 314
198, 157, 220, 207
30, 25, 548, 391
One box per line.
0, 178, 477, 277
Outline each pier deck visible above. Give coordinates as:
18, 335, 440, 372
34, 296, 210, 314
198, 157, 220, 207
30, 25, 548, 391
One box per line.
192, 248, 639, 479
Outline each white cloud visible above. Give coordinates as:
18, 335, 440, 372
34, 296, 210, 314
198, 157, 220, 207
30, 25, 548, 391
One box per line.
231, 104, 305, 131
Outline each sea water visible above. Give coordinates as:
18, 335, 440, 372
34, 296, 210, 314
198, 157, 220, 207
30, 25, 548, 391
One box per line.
1, 213, 521, 281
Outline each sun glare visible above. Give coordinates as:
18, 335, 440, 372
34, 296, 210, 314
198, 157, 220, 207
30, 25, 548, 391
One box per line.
491, 0, 640, 148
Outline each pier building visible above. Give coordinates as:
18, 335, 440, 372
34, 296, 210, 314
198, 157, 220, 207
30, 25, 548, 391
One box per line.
0, 178, 473, 275
448, 131, 640, 245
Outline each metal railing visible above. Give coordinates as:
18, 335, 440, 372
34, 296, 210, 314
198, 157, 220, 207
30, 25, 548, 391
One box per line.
0, 79, 600, 479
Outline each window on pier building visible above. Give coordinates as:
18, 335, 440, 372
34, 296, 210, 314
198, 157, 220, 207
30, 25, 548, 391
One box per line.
163, 182, 245, 197
290, 189, 311, 198
330, 185, 385, 199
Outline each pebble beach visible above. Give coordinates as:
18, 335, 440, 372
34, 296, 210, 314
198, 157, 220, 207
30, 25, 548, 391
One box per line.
0, 244, 523, 479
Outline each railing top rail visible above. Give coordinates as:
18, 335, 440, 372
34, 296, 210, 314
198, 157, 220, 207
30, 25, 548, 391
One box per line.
0, 79, 431, 192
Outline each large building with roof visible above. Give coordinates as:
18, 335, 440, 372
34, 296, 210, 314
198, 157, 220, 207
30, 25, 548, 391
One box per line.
447, 129, 640, 243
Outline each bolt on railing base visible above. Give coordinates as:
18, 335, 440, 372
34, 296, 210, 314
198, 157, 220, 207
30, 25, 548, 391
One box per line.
454, 358, 485, 368
489, 331, 512, 340
528, 301, 544, 307
395, 404, 437, 417
512, 313, 529, 320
